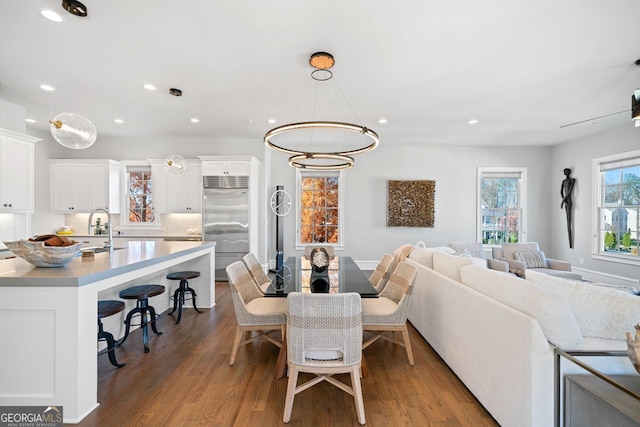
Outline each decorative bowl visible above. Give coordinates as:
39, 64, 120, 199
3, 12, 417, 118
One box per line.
3, 240, 83, 268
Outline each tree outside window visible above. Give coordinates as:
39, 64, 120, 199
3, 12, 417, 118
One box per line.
599, 164, 640, 254
300, 176, 339, 244
127, 167, 155, 224
477, 168, 526, 245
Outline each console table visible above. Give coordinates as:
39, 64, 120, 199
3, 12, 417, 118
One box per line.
565, 375, 640, 427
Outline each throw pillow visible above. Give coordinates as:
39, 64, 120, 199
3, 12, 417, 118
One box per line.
432, 252, 475, 282
408, 246, 455, 269
514, 250, 547, 268
525, 270, 640, 340
453, 248, 472, 258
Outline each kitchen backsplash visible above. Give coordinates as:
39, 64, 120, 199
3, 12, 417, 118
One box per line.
63, 213, 202, 236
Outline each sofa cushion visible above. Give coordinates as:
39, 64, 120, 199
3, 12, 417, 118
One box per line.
514, 250, 547, 268
408, 246, 455, 269
529, 268, 582, 280
524, 270, 640, 340
433, 252, 475, 282
460, 265, 583, 347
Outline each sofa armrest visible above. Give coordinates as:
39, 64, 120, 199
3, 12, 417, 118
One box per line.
546, 258, 571, 271
487, 258, 509, 272
500, 257, 527, 276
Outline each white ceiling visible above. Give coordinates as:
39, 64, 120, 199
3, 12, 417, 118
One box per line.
1, 0, 640, 148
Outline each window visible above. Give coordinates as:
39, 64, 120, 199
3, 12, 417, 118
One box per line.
124, 164, 157, 226
593, 149, 640, 260
296, 170, 344, 248
477, 168, 527, 244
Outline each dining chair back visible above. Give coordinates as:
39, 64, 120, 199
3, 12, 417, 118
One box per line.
369, 253, 394, 292
362, 261, 418, 365
226, 261, 287, 365
283, 292, 365, 425
242, 252, 271, 292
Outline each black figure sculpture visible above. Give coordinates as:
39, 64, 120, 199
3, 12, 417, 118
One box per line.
560, 168, 576, 248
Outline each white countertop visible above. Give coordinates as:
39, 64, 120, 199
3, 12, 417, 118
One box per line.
0, 240, 215, 287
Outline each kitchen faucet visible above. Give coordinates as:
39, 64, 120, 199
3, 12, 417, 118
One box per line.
88, 208, 113, 253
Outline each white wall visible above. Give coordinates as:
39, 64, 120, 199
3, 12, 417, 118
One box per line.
550, 124, 640, 282
267, 144, 553, 263
0, 100, 26, 133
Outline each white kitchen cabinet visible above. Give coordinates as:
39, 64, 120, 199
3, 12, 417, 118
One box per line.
200, 159, 249, 176
50, 160, 121, 213
0, 129, 40, 213
151, 160, 202, 213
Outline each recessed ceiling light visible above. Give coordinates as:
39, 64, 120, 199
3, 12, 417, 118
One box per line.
190, 117, 200, 123
268, 118, 276, 124
38, 8, 64, 22
378, 118, 388, 124
468, 119, 479, 125
39, 84, 55, 92
114, 118, 124, 124
25, 118, 36, 124
142, 83, 157, 91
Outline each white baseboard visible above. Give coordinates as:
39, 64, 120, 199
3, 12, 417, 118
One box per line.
572, 266, 639, 288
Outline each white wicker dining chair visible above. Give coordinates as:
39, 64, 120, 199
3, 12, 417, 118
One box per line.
242, 252, 271, 293
283, 292, 365, 425
368, 253, 394, 293
226, 261, 287, 365
361, 261, 417, 365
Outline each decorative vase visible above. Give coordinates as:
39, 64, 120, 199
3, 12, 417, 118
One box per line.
626, 323, 640, 374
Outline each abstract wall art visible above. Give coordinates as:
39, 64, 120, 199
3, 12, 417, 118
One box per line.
387, 180, 435, 227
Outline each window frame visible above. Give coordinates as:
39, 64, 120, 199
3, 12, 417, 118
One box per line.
120, 160, 161, 230
476, 167, 528, 246
295, 169, 345, 251
591, 149, 640, 266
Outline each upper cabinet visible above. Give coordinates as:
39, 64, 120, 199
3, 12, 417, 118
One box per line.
200, 159, 249, 176
0, 129, 40, 213
151, 160, 202, 213
50, 160, 121, 213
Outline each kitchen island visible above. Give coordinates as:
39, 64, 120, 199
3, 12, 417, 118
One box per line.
0, 240, 215, 423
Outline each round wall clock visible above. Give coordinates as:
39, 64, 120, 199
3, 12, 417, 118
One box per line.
270, 189, 292, 217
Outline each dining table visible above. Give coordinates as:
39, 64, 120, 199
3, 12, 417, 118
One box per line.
263, 256, 378, 379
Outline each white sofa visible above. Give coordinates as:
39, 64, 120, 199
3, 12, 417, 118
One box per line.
405, 247, 639, 427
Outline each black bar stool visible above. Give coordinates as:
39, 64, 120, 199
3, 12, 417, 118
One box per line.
97, 300, 126, 368
166, 271, 203, 324
119, 284, 165, 353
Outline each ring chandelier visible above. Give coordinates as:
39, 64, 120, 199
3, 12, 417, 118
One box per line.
263, 52, 379, 170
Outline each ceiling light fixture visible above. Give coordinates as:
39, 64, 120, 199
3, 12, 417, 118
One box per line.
143, 83, 157, 91
38, 8, 64, 22
164, 154, 186, 175
46, 6, 97, 150
61, 0, 88, 17
263, 52, 379, 170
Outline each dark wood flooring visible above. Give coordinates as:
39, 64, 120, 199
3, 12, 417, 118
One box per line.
73, 283, 498, 426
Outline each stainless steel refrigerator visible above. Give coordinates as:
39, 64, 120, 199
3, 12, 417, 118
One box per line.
202, 175, 250, 280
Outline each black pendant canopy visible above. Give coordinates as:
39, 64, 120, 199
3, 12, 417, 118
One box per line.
62, 0, 88, 17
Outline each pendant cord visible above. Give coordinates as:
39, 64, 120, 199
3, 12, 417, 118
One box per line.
49, 22, 68, 121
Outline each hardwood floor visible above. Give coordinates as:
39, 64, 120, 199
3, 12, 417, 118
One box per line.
76, 283, 498, 426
